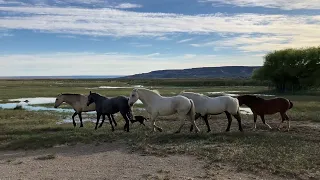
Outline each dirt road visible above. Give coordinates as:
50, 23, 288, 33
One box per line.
0, 142, 290, 180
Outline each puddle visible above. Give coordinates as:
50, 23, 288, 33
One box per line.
57, 113, 116, 125
0, 102, 75, 113
239, 107, 253, 115
207, 92, 275, 97
9, 97, 56, 104
57, 118, 96, 125
252, 94, 275, 97
86, 85, 144, 90
207, 92, 240, 96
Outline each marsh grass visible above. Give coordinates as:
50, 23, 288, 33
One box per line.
0, 79, 320, 178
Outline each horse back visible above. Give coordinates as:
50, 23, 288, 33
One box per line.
255, 97, 290, 114
109, 96, 131, 113
74, 95, 96, 112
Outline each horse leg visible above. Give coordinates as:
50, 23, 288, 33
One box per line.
190, 113, 201, 132
284, 113, 290, 131
99, 114, 105, 128
106, 114, 115, 131
253, 113, 257, 130
176, 115, 186, 134
120, 111, 130, 132
151, 114, 162, 132
225, 111, 233, 132
72, 112, 77, 127
203, 115, 211, 133
78, 112, 84, 127
233, 111, 243, 132
260, 115, 272, 130
111, 114, 117, 127
95, 113, 101, 130
277, 112, 285, 130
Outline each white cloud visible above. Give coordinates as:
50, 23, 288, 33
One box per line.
199, 0, 320, 10
130, 43, 152, 48
0, 32, 13, 38
0, 7, 319, 40
0, 52, 262, 76
113, 3, 142, 9
177, 38, 194, 43
191, 34, 320, 53
156, 36, 171, 40
0, 6, 319, 53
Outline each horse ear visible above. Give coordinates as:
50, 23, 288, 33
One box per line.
90, 91, 92, 94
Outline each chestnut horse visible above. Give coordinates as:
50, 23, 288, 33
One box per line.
237, 95, 293, 131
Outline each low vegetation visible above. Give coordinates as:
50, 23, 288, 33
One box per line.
0, 79, 319, 179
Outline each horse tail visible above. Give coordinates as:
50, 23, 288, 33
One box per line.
289, 100, 293, 109
187, 99, 196, 121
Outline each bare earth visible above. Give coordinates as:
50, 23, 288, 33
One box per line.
0, 143, 289, 180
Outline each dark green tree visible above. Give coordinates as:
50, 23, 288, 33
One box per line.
252, 46, 320, 92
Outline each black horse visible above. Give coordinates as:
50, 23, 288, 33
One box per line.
131, 115, 149, 126
87, 91, 133, 132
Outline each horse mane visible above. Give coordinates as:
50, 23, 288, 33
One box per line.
136, 88, 161, 96
180, 91, 206, 97
61, 93, 81, 96
239, 95, 265, 102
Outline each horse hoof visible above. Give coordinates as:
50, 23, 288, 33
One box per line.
175, 131, 180, 134
207, 130, 211, 133
80, 125, 83, 128
158, 128, 163, 132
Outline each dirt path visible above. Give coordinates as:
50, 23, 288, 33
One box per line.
0, 143, 290, 180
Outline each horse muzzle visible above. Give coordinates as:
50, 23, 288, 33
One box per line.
86, 102, 90, 106
129, 102, 134, 106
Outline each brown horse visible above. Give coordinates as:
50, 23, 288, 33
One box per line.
237, 95, 293, 131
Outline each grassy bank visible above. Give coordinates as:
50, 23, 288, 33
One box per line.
0, 79, 320, 179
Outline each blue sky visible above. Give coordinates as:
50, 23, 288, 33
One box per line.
0, 0, 320, 76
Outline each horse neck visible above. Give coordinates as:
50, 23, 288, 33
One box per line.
62, 95, 77, 105
137, 89, 160, 105
242, 97, 262, 108
92, 94, 104, 103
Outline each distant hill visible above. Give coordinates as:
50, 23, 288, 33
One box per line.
0, 75, 123, 80
122, 66, 261, 79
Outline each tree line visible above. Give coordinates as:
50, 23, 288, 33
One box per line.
252, 46, 320, 93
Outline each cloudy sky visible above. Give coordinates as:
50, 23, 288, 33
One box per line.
1, 0, 320, 76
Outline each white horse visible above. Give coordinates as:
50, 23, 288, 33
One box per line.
180, 91, 243, 132
128, 88, 200, 133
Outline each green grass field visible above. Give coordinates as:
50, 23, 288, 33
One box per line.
0, 79, 319, 179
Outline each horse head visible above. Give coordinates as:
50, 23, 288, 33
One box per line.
87, 91, 95, 106
128, 88, 139, 106
54, 93, 64, 108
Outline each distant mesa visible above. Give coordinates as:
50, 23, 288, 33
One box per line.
122, 66, 261, 79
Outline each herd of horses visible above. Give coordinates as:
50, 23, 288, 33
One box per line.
54, 88, 293, 133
